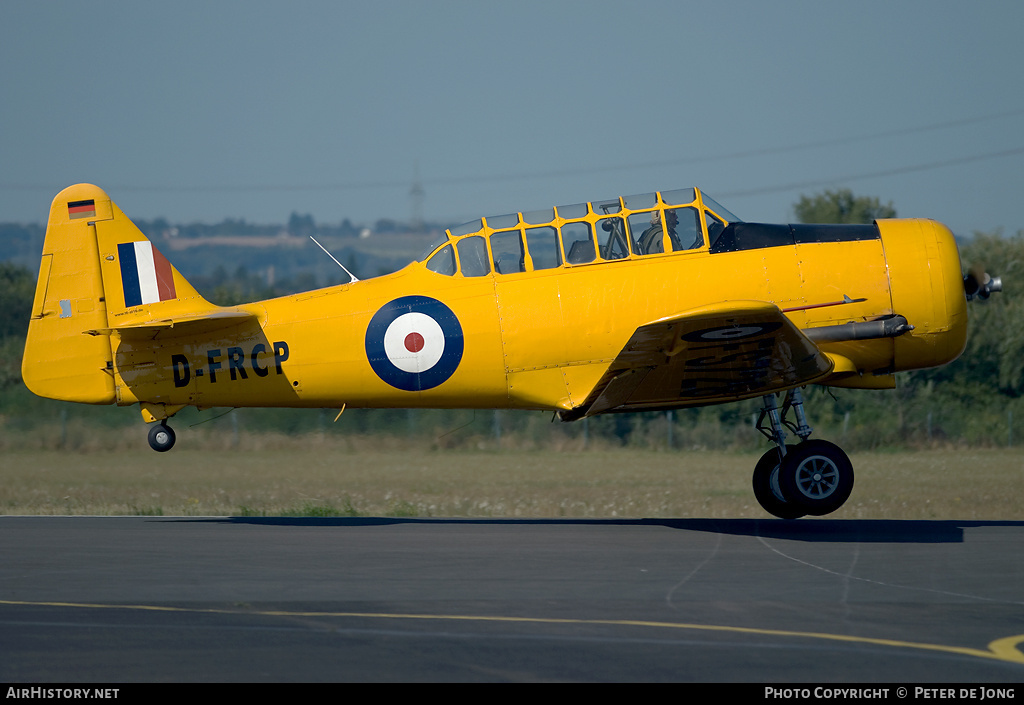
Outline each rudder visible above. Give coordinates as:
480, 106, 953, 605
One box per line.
23, 185, 117, 403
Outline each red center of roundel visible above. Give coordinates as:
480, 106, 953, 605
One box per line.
404, 332, 425, 353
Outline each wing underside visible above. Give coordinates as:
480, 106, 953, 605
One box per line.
565, 300, 833, 419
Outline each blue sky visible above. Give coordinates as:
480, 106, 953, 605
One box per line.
2, 1, 1023, 237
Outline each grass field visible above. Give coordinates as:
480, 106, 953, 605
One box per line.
2, 434, 1023, 519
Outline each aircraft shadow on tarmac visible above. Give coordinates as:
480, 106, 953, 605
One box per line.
180, 516, 1024, 544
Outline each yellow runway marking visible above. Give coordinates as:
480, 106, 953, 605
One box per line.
2, 599, 1023, 666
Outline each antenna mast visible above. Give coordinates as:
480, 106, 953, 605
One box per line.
309, 236, 359, 283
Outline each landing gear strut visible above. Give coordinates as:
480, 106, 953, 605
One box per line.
147, 422, 176, 452
751, 389, 854, 519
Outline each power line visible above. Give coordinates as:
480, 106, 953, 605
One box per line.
447, 108, 1024, 183
719, 146, 1024, 199
9, 144, 1019, 198
2, 109, 1023, 195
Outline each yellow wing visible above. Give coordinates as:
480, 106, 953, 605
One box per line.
566, 300, 833, 419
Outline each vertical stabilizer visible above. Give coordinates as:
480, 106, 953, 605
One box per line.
91, 196, 213, 325
22, 184, 215, 404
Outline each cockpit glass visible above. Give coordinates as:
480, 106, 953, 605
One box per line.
418, 232, 450, 262
555, 202, 588, 219
561, 221, 596, 264
622, 192, 657, 210
704, 210, 725, 248
458, 236, 490, 277
425, 243, 456, 275
449, 218, 484, 237
522, 208, 555, 225
485, 213, 519, 230
700, 193, 742, 223
525, 226, 561, 269
598, 215, 629, 260
419, 188, 736, 269
491, 231, 525, 274
659, 188, 697, 207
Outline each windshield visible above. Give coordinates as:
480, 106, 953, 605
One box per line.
700, 193, 742, 223
417, 231, 451, 262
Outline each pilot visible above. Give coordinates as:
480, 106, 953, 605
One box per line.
639, 209, 680, 254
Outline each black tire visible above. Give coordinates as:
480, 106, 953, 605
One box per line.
778, 439, 854, 516
752, 446, 805, 519
147, 423, 176, 452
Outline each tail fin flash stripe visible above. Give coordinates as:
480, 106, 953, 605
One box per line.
68, 199, 96, 219
118, 242, 141, 306
154, 251, 177, 301
118, 241, 177, 307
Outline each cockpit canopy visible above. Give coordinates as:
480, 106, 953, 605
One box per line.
418, 188, 741, 278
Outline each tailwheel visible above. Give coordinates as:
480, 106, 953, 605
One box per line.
777, 439, 854, 516
752, 446, 805, 519
147, 422, 176, 452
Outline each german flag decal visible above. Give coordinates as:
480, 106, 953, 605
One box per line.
67, 199, 96, 220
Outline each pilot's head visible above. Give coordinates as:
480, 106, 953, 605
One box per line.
651, 210, 678, 228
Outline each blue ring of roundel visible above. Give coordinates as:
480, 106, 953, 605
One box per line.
365, 295, 464, 391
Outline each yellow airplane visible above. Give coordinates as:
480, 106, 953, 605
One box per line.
22, 183, 998, 519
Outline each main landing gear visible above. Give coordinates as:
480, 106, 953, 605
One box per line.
751, 389, 854, 519
147, 422, 176, 452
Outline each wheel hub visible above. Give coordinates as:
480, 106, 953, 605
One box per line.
795, 455, 838, 499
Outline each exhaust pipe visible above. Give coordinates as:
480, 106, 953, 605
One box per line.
805, 315, 914, 343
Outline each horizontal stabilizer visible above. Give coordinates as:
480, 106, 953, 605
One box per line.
86, 309, 258, 338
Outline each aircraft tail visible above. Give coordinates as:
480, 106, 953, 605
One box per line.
22, 184, 216, 403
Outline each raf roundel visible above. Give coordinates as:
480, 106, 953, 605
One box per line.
365, 296, 464, 391
681, 321, 782, 343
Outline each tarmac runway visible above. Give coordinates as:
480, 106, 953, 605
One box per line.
1, 515, 1023, 683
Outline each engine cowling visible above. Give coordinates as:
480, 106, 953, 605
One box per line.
876, 218, 968, 372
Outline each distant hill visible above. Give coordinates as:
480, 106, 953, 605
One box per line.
0, 219, 453, 297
